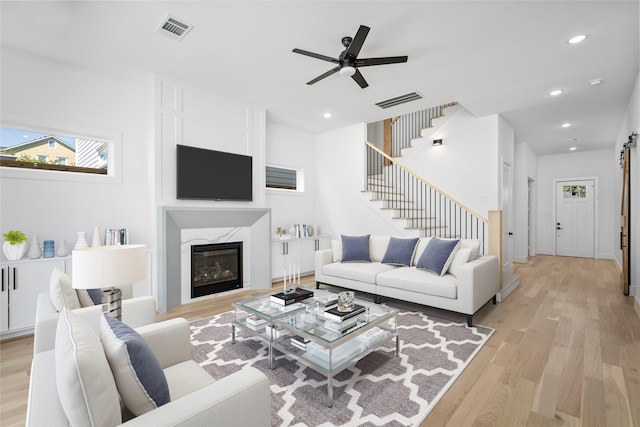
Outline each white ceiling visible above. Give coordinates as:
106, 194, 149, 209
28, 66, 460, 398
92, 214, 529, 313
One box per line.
1, 1, 638, 155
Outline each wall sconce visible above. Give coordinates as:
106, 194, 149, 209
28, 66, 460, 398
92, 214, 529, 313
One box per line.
433, 139, 443, 146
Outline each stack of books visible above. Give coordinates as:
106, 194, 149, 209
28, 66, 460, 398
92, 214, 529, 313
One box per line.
245, 315, 267, 331
324, 318, 365, 334
265, 324, 284, 339
270, 288, 314, 305
315, 294, 339, 309
290, 335, 310, 351
324, 304, 366, 322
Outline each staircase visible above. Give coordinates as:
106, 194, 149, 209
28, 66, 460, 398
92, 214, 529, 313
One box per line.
364, 104, 497, 255
389, 102, 458, 157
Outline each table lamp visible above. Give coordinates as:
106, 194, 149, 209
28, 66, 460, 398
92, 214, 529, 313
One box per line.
72, 244, 147, 320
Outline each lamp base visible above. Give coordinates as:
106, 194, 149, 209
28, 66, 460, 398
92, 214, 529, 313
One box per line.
102, 287, 122, 320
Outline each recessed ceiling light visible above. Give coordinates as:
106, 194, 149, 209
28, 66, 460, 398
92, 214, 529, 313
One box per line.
570, 147, 577, 151
550, 89, 563, 96
323, 112, 332, 119
568, 34, 587, 44
590, 78, 603, 86
561, 123, 571, 128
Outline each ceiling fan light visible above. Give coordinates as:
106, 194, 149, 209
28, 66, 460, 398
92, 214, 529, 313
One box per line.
340, 66, 356, 77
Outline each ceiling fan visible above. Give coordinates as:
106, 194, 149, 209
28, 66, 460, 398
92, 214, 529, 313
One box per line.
292, 25, 408, 89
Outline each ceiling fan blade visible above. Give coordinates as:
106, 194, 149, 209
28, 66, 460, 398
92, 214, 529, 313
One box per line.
344, 25, 370, 58
351, 70, 369, 89
292, 48, 339, 64
356, 56, 408, 67
307, 66, 340, 85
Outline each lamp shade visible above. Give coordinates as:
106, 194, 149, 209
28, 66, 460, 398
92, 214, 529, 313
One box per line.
72, 244, 147, 289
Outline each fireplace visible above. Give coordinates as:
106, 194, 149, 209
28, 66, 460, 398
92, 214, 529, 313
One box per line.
191, 242, 243, 298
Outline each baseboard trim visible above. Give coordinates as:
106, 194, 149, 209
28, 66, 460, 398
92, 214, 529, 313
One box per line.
635, 298, 640, 321
497, 272, 520, 303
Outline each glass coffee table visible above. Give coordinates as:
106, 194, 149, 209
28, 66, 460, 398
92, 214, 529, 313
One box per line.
231, 288, 326, 368
272, 299, 398, 407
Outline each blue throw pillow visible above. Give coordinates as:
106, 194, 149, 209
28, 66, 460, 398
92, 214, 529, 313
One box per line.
87, 288, 103, 305
381, 237, 419, 267
416, 237, 460, 276
341, 234, 371, 263
100, 316, 170, 415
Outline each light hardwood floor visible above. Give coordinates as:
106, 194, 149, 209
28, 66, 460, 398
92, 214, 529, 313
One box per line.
1, 255, 638, 426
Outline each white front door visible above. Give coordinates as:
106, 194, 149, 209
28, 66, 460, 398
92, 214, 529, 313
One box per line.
555, 180, 595, 258
502, 162, 513, 273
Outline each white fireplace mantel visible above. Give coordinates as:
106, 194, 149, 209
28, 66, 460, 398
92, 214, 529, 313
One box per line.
158, 206, 271, 312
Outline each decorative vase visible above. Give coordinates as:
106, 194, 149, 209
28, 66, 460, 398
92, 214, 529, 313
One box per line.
28, 235, 42, 259
91, 226, 102, 247
74, 232, 89, 250
337, 291, 355, 313
43, 240, 55, 258
57, 240, 70, 257
3, 242, 26, 261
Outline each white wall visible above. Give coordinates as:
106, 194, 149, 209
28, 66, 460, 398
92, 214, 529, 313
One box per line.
155, 76, 266, 208
536, 149, 616, 259
513, 141, 538, 262
613, 71, 640, 299
0, 48, 155, 255
401, 108, 501, 217
314, 123, 399, 239
265, 122, 317, 235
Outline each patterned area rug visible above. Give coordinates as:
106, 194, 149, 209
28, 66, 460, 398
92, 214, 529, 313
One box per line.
190, 309, 493, 427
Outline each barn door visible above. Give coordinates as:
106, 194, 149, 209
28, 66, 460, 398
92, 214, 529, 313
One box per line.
621, 149, 630, 295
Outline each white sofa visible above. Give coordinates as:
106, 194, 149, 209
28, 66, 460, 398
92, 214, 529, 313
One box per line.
315, 235, 500, 326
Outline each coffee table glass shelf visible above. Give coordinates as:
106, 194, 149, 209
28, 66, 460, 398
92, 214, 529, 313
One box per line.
273, 299, 398, 407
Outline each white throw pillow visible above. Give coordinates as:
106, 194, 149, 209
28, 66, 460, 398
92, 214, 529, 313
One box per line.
369, 235, 390, 262
331, 239, 342, 262
49, 268, 81, 312
459, 239, 481, 261
411, 237, 432, 266
55, 309, 122, 427
448, 248, 472, 277
76, 289, 94, 307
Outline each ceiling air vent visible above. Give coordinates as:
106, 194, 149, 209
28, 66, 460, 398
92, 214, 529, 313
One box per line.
156, 15, 193, 41
375, 92, 423, 109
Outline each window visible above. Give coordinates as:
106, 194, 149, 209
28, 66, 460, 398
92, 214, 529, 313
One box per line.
266, 165, 302, 191
0, 121, 121, 183
1, 126, 109, 175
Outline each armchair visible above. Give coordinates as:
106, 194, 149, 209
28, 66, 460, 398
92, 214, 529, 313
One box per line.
27, 309, 271, 426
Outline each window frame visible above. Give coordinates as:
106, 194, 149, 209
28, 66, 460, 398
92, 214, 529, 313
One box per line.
0, 116, 122, 184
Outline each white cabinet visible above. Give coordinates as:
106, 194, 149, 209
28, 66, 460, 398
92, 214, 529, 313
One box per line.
272, 237, 330, 281
300, 237, 330, 273
0, 258, 67, 336
272, 240, 302, 282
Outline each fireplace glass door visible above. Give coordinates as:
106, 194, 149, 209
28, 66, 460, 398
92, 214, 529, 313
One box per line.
191, 242, 242, 298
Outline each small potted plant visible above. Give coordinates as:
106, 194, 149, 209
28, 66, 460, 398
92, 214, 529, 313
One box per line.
3, 230, 27, 261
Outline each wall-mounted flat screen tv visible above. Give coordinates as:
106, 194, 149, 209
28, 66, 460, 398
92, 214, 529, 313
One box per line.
176, 144, 252, 201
